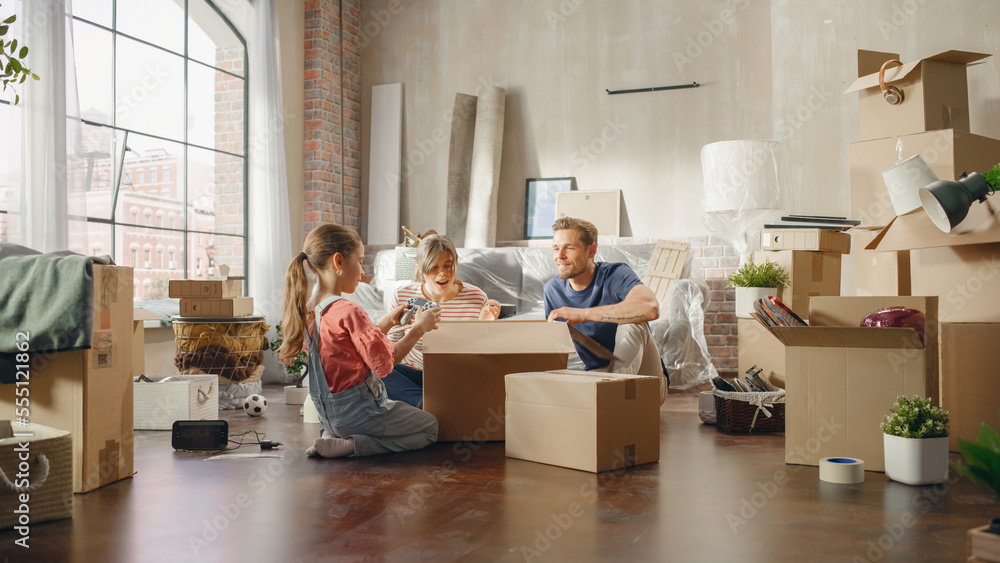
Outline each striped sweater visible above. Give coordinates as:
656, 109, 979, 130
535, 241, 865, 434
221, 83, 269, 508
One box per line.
387, 282, 489, 370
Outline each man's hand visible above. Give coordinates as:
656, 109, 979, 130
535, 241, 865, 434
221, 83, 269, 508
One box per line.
547, 307, 590, 325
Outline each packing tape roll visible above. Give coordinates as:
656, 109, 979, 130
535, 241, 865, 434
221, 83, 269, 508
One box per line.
819, 457, 864, 484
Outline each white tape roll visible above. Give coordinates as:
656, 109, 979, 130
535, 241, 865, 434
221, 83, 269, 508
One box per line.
819, 457, 865, 484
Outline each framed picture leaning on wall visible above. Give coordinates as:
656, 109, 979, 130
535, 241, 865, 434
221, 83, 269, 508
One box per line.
524, 177, 577, 239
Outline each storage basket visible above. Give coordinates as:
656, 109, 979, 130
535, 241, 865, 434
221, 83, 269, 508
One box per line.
713, 389, 785, 434
134, 374, 219, 430
1, 421, 73, 529
172, 316, 269, 382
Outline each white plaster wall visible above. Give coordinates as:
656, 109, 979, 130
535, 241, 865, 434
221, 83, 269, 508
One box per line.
359, 0, 1000, 244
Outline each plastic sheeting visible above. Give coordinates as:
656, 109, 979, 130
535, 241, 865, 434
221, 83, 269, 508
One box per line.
352, 243, 715, 389
700, 140, 786, 263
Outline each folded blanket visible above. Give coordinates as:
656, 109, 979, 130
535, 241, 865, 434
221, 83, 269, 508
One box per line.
0, 243, 111, 384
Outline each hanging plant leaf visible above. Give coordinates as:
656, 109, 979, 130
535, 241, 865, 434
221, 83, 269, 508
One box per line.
2, 14, 16, 24
18, 45, 26, 58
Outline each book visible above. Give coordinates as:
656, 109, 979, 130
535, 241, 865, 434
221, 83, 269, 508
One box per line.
764, 221, 851, 231
782, 215, 861, 226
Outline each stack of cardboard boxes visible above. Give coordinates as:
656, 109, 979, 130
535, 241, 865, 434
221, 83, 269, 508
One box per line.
847, 49, 1000, 453
169, 279, 253, 317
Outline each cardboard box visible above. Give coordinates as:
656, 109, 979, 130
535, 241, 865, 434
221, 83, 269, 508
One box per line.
939, 323, 1000, 452
133, 374, 219, 430
844, 50, 988, 142
555, 190, 622, 237
504, 370, 660, 472
760, 228, 851, 254
756, 250, 842, 318
737, 318, 786, 389
179, 297, 254, 317
762, 296, 938, 472
852, 228, 911, 297
910, 243, 1000, 323
0, 265, 135, 493
850, 129, 1000, 230
422, 321, 576, 441
168, 279, 242, 299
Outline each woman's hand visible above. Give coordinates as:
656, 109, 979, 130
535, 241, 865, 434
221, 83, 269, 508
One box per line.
412, 306, 442, 334
377, 303, 407, 334
479, 299, 501, 321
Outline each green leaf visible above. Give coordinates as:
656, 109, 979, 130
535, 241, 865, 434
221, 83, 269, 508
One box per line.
8, 58, 19, 72
18, 72, 24, 83
13, 93, 18, 105
976, 420, 1000, 453
0, 26, 9, 37
18, 46, 26, 58
9, 39, 16, 54
30, 73, 38, 80
3, 14, 16, 24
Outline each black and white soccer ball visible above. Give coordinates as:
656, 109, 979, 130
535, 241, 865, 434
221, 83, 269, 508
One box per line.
243, 394, 267, 417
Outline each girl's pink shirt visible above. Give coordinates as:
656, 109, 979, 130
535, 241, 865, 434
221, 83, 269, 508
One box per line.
305, 299, 395, 393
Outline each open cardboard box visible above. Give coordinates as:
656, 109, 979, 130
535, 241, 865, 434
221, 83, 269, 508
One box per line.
844, 50, 989, 142
939, 323, 1000, 452
755, 296, 938, 472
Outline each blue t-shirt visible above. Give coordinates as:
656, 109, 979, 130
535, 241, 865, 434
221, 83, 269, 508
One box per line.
543, 262, 643, 370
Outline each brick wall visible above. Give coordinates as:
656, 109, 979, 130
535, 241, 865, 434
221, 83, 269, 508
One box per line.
365, 236, 741, 372
304, 0, 363, 236
213, 47, 246, 276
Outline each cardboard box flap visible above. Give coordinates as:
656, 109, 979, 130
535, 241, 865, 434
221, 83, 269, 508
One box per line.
844, 50, 990, 94
134, 308, 167, 322
506, 370, 659, 410
866, 205, 1000, 252
423, 321, 576, 354
770, 326, 924, 349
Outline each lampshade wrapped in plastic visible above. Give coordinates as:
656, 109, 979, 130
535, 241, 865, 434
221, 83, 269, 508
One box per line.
700, 140, 786, 263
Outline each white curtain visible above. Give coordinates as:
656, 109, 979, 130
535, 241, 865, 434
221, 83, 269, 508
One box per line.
247, 0, 294, 383
19, 0, 77, 252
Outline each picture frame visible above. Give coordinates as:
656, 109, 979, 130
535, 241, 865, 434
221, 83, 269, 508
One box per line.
524, 177, 577, 239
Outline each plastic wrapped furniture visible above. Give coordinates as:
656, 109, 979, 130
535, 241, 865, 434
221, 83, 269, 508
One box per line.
650, 278, 717, 390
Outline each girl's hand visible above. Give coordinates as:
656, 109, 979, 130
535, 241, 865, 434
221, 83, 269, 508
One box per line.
479, 299, 501, 321
386, 303, 406, 326
412, 306, 442, 334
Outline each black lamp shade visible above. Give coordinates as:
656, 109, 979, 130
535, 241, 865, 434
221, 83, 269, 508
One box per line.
918, 172, 991, 233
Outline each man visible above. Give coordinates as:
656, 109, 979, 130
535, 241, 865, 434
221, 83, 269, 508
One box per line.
544, 217, 666, 401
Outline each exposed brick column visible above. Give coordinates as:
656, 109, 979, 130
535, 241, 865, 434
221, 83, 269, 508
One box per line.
304, 0, 362, 236
214, 47, 246, 276
688, 236, 740, 372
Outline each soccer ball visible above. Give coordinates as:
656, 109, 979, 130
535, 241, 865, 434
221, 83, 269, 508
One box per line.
243, 394, 267, 417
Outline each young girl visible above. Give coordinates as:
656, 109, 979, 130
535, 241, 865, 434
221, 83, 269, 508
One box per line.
383, 235, 501, 407
278, 224, 441, 458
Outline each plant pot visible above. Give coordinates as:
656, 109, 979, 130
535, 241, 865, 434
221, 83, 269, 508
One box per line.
735, 287, 775, 319
883, 433, 949, 485
284, 385, 308, 405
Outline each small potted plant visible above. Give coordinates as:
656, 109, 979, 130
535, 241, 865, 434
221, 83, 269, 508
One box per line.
269, 322, 309, 405
957, 411, 1000, 557
880, 395, 950, 485
725, 254, 789, 319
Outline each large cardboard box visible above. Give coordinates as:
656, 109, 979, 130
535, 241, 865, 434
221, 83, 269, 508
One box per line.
849, 129, 1000, 229
852, 229, 911, 297
422, 321, 576, 441
910, 244, 1000, 323
505, 370, 660, 473
762, 296, 938, 472
756, 250, 842, 318
843, 50, 988, 142
939, 323, 1000, 452
737, 318, 786, 389
0, 265, 135, 493
555, 190, 622, 237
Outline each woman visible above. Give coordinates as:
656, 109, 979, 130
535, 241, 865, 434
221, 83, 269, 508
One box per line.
384, 235, 500, 407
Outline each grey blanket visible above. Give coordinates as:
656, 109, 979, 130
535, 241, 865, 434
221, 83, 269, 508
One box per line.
0, 243, 111, 383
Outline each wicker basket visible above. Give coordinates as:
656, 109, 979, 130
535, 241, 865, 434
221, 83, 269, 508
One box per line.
173, 316, 269, 382
713, 389, 786, 434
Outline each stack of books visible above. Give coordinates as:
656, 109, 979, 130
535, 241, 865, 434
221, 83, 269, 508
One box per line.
764, 215, 860, 232
752, 295, 807, 328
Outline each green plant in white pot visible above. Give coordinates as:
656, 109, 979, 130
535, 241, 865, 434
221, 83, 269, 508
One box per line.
881, 395, 950, 485
725, 255, 789, 319
269, 322, 309, 405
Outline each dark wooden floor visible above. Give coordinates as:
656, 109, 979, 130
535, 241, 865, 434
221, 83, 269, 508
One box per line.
2, 386, 995, 563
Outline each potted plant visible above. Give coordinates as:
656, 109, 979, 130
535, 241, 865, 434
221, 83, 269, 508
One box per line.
268, 322, 309, 405
957, 411, 1000, 558
725, 254, 789, 319
880, 395, 950, 485
0, 3, 41, 105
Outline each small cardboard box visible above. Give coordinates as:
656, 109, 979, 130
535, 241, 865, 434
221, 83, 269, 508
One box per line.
760, 228, 851, 254
844, 50, 989, 142
756, 250, 842, 318
939, 323, 1000, 452
852, 228, 911, 297
168, 279, 242, 299
179, 297, 254, 317
849, 129, 1000, 230
505, 370, 660, 473
555, 190, 622, 237
422, 321, 576, 441
0, 265, 135, 493
760, 296, 938, 472
737, 318, 786, 389
133, 374, 219, 430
